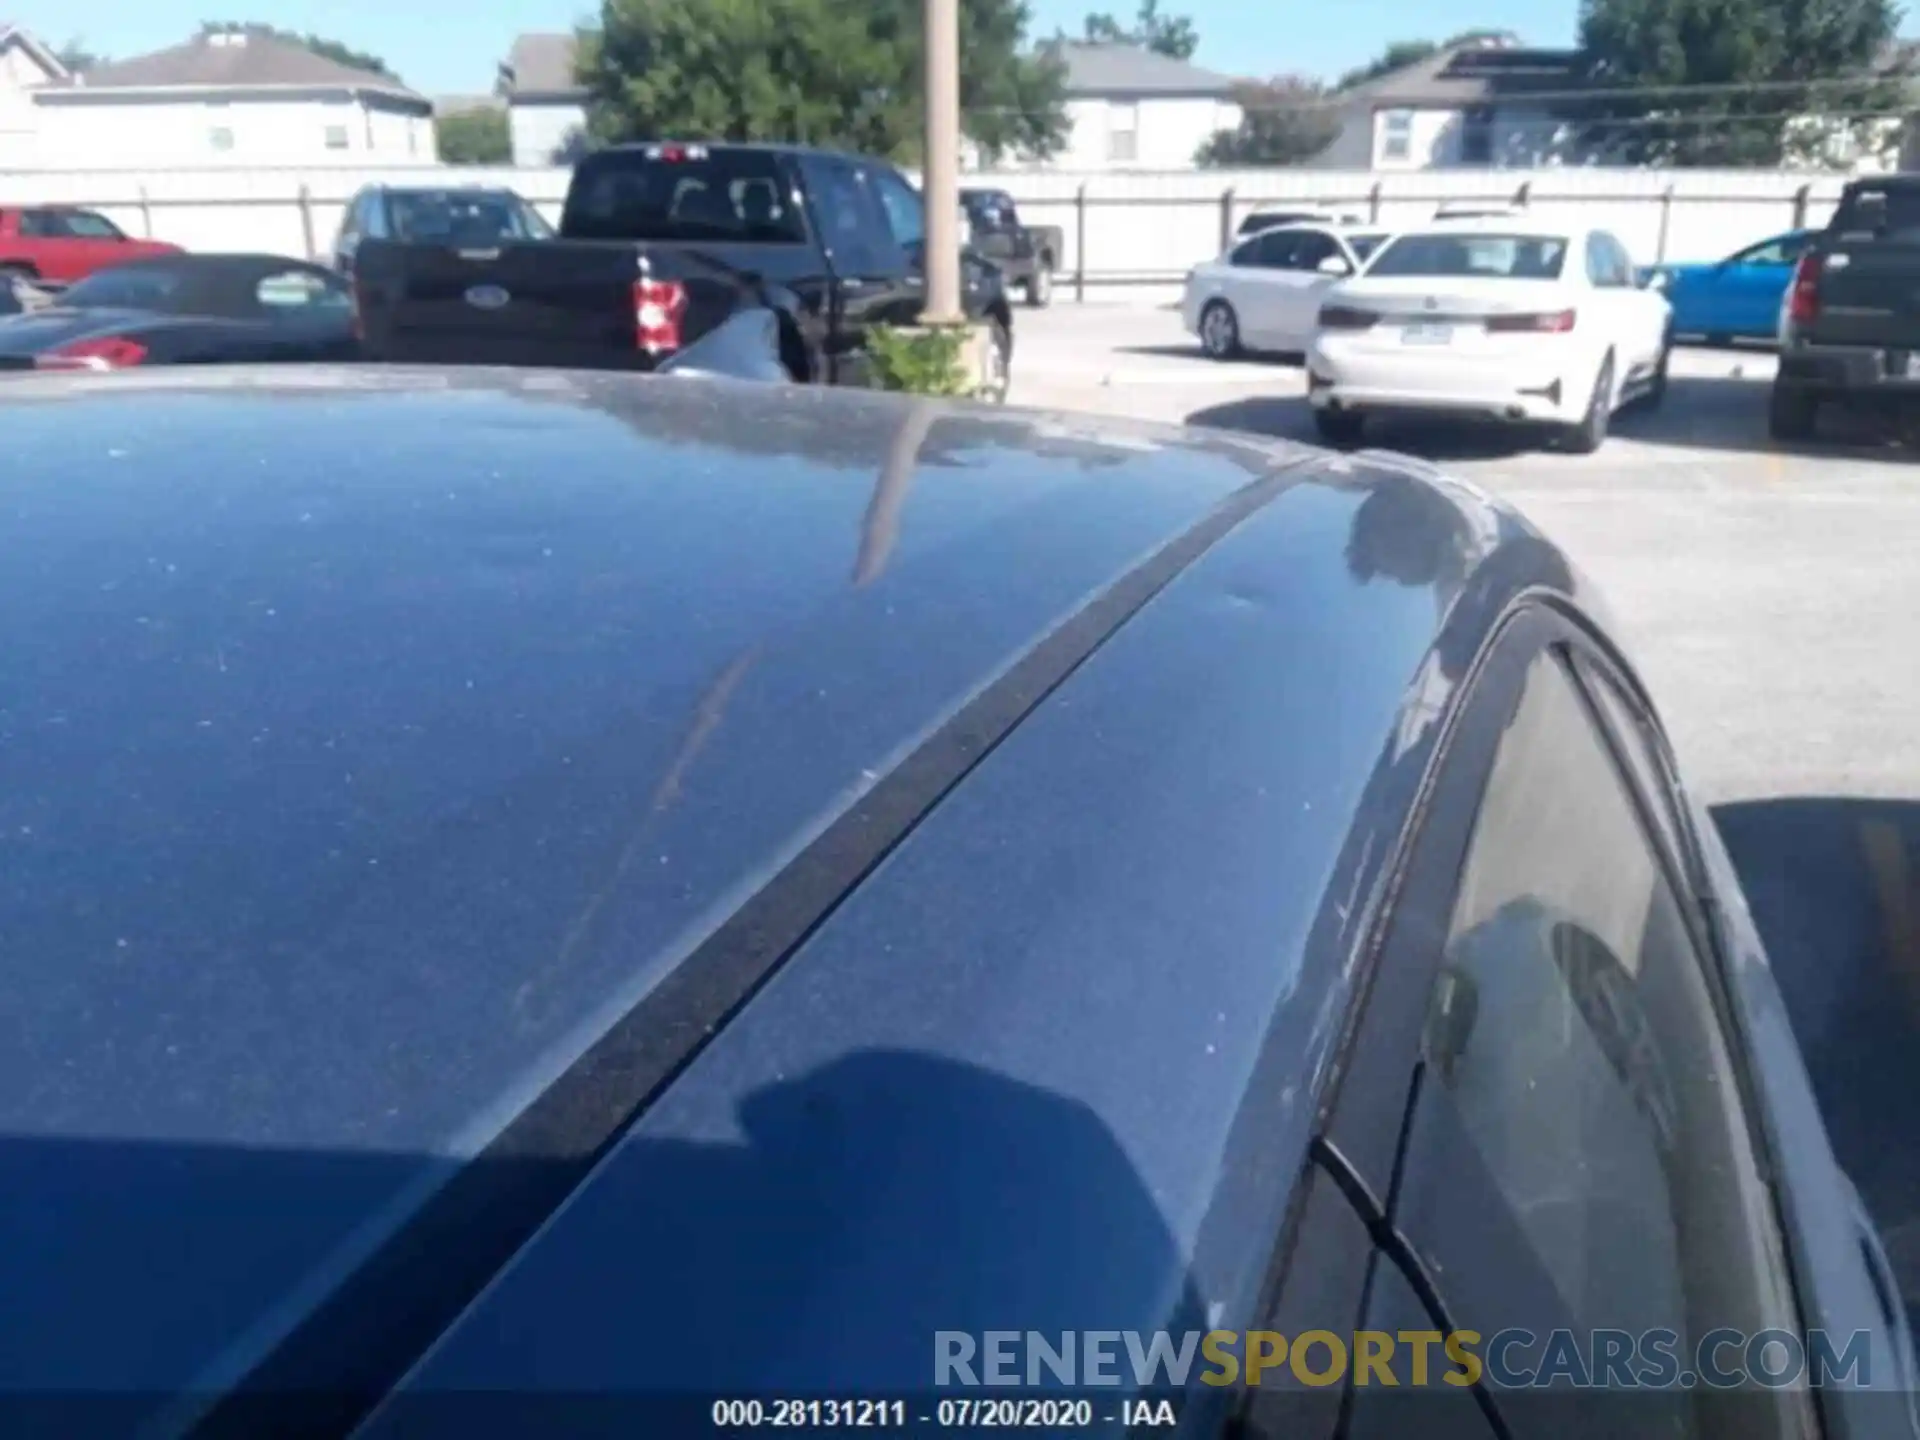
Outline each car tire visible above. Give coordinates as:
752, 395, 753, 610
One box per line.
1556, 352, 1614, 454
0, 262, 35, 283
1643, 329, 1672, 411
1313, 408, 1366, 448
1199, 300, 1241, 360
1768, 381, 1818, 442
1025, 263, 1053, 309
979, 318, 1012, 404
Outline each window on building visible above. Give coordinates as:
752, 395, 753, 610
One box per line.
1462, 105, 1494, 165
325, 125, 350, 151
1380, 109, 1413, 162
210, 127, 235, 152
1107, 101, 1139, 163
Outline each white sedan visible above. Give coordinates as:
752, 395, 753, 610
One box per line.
1305, 221, 1673, 453
1183, 224, 1391, 360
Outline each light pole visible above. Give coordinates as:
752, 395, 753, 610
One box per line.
922, 0, 963, 325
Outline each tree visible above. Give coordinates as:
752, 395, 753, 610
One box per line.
1333, 30, 1511, 91
436, 107, 512, 164
1572, 0, 1904, 165
1196, 76, 1341, 166
579, 0, 1068, 165
1081, 0, 1198, 61
198, 22, 396, 79
54, 39, 104, 73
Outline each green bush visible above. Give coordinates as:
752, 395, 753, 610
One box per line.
866, 324, 974, 397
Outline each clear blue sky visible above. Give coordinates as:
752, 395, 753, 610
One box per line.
18, 0, 1914, 97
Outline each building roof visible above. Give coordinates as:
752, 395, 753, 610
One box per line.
500, 32, 587, 101
1048, 40, 1237, 98
1346, 35, 1585, 108
0, 23, 70, 84
63, 28, 425, 104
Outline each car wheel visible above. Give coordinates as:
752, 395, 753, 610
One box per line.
1025, 263, 1053, 309
979, 319, 1012, 404
1556, 352, 1614, 454
1768, 381, 1818, 442
1313, 408, 1366, 448
1199, 300, 1241, 360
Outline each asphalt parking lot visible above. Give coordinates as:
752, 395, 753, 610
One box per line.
1009, 303, 1920, 807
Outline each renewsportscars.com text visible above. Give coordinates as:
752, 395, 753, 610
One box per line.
935, 1328, 1872, 1390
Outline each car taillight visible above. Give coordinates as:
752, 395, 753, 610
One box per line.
1485, 309, 1577, 334
1787, 253, 1821, 324
1318, 304, 1379, 331
35, 335, 149, 371
634, 278, 687, 354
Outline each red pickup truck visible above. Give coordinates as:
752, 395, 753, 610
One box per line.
0, 206, 181, 288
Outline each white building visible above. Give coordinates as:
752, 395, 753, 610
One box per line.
31, 27, 433, 167
498, 33, 589, 167
1038, 42, 1241, 170
0, 26, 68, 163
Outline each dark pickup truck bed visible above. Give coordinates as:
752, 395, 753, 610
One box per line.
353, 142, 1012, 393
1772, 175, 1920, 440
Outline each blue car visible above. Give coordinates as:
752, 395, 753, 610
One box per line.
3, 371, 1917, 1437
1641, 229, 1816, 343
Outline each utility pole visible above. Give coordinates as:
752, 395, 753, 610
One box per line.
922, 0, 963, 324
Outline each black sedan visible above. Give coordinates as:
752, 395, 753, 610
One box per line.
0, 253, 356, 372
0, 371, 1914, 1438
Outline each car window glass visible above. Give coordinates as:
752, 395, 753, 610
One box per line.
565, 149, 806, 243
255, 268, 351, 316
1227, 236, 1263, 266
1255, 230, 1302, 269
1347, 232, 1388, 264
20, 210, 65, 238
1289, 231, 1339, 271
1421, 653, 1801, 1383
1585, 233, 1616, 287
1833, 183, 1920, 241
61, 267, 185, 311
64, 211, 122, 240
870, 168, 926, 251
804, 158, 894, 275
1734, 236, 1795, 267
1369, 232, 1566, 280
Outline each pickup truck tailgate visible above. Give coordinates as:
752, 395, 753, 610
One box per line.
1807, 241, 1920, 350
357, 242, 659, 369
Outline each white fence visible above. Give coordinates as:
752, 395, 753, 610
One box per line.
0, 163, 1855, 295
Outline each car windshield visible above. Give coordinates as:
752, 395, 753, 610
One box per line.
1367, 232, 1569, 280
388, 192, 546, 244
59, 266, 187, 311
1832, 184, 1920, 242
562, 150, 807, 243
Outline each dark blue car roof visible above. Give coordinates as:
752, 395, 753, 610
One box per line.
0, 368, 1586, 1427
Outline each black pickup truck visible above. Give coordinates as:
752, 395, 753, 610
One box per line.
353, 142, 1014, 395
960, 188, 1064, 307
1771, 174, 1920, 440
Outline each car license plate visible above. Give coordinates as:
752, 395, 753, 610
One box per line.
1402, 323, 1453, 345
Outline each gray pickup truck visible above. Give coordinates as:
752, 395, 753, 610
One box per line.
961, 188, 1064, 308
1771, 174, 1920, 440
